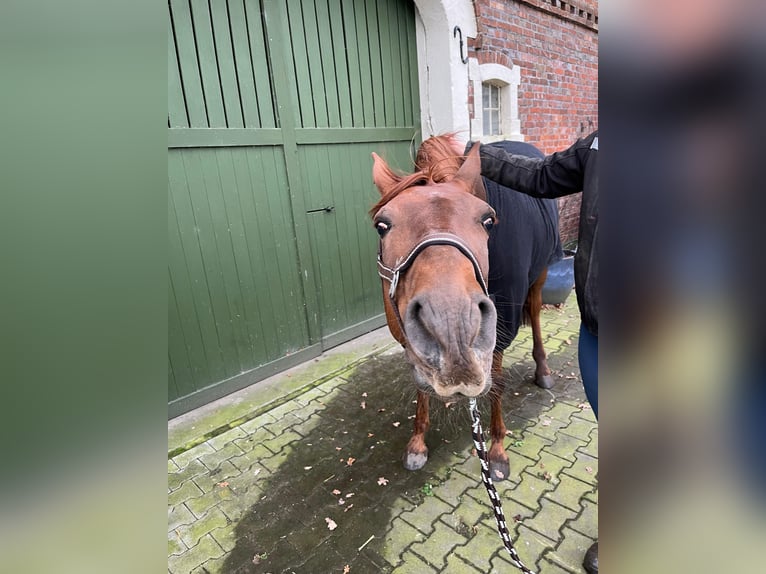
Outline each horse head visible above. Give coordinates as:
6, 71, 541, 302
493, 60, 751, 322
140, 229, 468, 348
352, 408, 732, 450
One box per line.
370, 140, 497, 399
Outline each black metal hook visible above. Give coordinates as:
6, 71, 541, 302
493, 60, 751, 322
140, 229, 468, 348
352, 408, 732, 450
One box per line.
453, 26, 468, 65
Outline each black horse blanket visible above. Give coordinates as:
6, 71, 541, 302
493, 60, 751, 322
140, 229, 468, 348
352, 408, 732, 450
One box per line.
484, 141, 562, 351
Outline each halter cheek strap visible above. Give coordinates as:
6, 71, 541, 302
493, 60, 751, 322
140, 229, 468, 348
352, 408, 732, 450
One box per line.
377, 233, 490, 339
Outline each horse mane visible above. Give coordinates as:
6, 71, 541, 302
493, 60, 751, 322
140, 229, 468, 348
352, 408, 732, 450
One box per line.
369, 134, 466, 218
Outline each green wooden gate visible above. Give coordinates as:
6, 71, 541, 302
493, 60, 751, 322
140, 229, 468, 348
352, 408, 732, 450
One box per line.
168, 0, 419, 416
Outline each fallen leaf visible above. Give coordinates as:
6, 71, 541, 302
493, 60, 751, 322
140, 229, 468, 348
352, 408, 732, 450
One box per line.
367, 433, 374, 438
493, 469, 505, 480
335, 447, 342, 451
345, 492, 355, 498
339, 498, 345, 505
541, 419, 551, 427
332, 489, 341, 495
392, 421, 400, 427
343, 565, 350, 574
216, 481, 229, 488
253, 468, 262, 476
304, 466, 313, 470
407, 415, 415, 419
377, 408, 386, 413
343, 504, 354, 512
325, 517, 337, 530
346, 457, 356, 466
585, 466, 594, 474
360, 401, 366, 409
377, 477, 389, 486
362, 392, 368, 397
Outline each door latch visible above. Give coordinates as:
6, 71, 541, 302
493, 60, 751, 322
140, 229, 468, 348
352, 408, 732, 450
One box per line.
306, 206, 335, 214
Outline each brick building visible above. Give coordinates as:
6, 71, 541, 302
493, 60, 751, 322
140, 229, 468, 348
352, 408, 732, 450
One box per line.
414, 0, 598, 244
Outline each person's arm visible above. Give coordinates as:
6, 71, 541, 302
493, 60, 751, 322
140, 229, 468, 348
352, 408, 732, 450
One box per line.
466, 131, 596, 199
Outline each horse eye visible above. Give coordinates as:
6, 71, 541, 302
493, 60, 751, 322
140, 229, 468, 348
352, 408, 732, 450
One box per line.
375, 221, 390, 237
482, 216, 495, 231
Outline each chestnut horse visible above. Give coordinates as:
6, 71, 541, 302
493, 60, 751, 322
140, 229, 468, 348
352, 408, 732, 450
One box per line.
370, 136, 561, 480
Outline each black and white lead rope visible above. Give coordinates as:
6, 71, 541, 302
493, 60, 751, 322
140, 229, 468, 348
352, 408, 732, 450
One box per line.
469, 398, 536, 574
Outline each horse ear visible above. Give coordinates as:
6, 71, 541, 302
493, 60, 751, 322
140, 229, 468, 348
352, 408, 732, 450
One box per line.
371, 152, 400, 196
453, 143, 485, 198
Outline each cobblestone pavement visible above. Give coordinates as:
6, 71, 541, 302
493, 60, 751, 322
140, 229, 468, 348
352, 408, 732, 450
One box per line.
168, 297, 597, 573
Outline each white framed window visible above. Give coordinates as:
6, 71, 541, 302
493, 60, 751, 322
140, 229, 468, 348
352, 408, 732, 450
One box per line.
469, 62, 523, 142
482, 82, 502, 136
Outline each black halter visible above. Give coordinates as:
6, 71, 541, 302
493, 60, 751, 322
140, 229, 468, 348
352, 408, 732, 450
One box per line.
377, 232, 490, 339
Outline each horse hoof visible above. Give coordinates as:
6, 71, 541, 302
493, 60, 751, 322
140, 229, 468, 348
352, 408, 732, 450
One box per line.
535, 374, 555, 389
489, 458, 511, 482
403, 450, 428, 471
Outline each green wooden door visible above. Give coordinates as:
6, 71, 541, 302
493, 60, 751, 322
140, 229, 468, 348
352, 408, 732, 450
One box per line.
168, 0, 419, 416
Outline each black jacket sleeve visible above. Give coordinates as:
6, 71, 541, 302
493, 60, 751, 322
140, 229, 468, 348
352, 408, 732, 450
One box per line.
467, 131, 597, 199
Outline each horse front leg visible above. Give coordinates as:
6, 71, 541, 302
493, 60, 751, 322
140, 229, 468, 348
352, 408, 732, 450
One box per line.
488, 350, 510, 481
528, 268, 554, 389
403, 389, 430, 471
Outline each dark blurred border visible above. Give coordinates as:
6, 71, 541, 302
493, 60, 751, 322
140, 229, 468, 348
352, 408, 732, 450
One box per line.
0, 1, 167, 572
601, 0, 766, 571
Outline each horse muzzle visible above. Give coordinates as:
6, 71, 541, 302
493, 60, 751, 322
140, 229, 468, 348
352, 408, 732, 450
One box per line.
403, 291, 497, 398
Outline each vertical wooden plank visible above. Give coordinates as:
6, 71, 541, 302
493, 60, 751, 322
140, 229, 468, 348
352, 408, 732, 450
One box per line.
212, 148, 256, 370
267, 145, 311, 346
364, 0, 385, 126
332, 143, 364, 324
285, 0, 315, 128
301, 0, 329, 127
243, 0, 276, 128
328, 0, 353, 127
302, 145, 347, 332
376, 0, 395, 126
228, 0, 261, 128
314, 0, 341, 127
406, 1, 421, 131
168, 7, 189, 128
353, 0, 375, 127
210, 0, 245, 128
244, 148, 287, 351
170, 0, 208, 127
168, 154, 225, 384
347, 143, 379, 319
168, 268, 196, 398
340, 0, 364, 127
168, 355, 178, 402
177, 150, 233, 378
397, 0, 413, 127
195, 149, 244, 374
388, 0, 405, 127
229, 147, 275, 362
190, 0, 227, 127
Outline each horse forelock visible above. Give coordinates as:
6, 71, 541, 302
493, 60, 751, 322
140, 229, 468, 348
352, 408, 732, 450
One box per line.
415, 134, 465, 184
370, 135, 466, 218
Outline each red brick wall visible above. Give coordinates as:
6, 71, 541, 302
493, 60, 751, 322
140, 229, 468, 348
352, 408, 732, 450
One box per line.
469, 0, 598, 244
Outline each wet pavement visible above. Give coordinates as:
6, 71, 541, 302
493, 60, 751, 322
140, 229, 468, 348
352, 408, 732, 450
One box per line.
168, 297, 597, 573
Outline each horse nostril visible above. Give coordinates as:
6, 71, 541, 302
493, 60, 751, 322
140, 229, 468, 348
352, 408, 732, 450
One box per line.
473, 294, 497, 350
405, 296, 441, 367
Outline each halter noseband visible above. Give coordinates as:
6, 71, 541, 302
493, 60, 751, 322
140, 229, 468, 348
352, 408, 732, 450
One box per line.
377, 233, 490, 339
